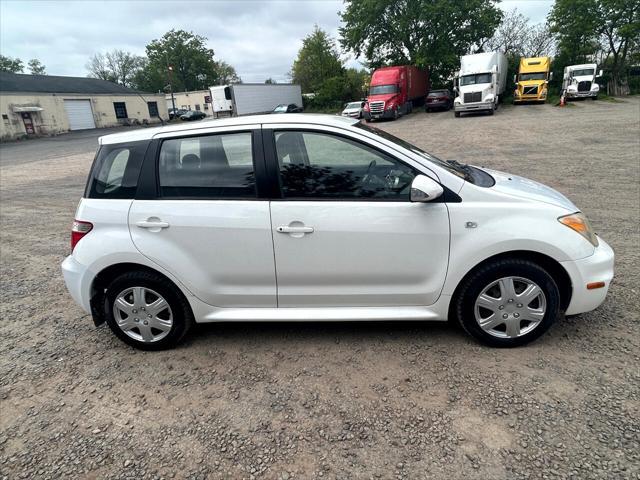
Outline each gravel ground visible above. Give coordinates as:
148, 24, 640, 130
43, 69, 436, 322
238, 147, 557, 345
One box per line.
1, 98, 639, 480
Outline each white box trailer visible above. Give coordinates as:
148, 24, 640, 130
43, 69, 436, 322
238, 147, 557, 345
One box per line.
210, 84, 303, 117
453, 51, 508, 117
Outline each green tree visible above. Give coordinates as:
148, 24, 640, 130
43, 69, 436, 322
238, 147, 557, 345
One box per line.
140, 29, 219, 92
340, 0, 502, 86
549, 0, 639, 95
87, 50, 143, 87
0, 55, 24, 73
215, 60, 241, 85
291, 26, 344, 93
27, 59, 46, 75
264, 77, 277, 84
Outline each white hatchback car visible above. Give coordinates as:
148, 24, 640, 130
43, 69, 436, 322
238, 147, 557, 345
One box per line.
62, 114, 614, 350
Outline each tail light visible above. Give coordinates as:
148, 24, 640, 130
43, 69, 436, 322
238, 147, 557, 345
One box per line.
71, 220, 93, 252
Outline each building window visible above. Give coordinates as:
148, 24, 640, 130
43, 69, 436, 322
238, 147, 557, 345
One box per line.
147, 101, 159, 117
195, 104, 201, 111
113, 102, 128, 119
203, 103, 209, 110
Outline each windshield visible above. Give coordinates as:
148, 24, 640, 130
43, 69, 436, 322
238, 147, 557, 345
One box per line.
273, 104, 287, 112
571, 68, 595, 77
460, 73, 492, 86
346, 102, 362, 108
519, 72, 547, 81
369, 84, 398, 95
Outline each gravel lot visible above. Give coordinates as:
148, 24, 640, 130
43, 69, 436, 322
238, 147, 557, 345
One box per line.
1, 98, 639, 480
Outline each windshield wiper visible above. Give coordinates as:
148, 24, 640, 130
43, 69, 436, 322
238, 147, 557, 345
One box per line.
447, 159, 475, 181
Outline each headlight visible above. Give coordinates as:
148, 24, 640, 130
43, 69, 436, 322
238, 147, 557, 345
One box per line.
558, 212, 599, 247
540, 89, 547, 97
485, 94, 494, 102
514, 90, 520, 96
592, 84, 600, 91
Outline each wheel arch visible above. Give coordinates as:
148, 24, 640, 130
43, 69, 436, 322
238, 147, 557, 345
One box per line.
89, 262, 192, 326
448, 250, 573, 316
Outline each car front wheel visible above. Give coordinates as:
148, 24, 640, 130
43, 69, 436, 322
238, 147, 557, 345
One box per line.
103, 271, 193, 350
453, 259, 560, 347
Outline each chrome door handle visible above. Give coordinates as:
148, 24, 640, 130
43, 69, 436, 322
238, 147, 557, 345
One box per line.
136, 220, 170, 229
276, 226, 314, 234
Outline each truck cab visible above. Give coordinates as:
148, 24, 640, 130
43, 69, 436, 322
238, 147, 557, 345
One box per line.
363, 66, 427, 121
513, 57, 552, 104
562, 64, 602, 100
453, 52, 507, 117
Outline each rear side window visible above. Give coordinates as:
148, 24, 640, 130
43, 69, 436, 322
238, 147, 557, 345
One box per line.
158, 132, 256, 198
85, 141, 148, 198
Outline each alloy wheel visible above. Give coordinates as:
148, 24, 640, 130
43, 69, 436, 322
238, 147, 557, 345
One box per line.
113, 287, 173, 343
474, 276, 546, 339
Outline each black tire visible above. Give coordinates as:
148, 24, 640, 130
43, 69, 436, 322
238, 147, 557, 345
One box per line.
454, 111, 461, 118
103, 270, 193, 350
452, 259, 560, 348
487, 107, 494, 115
426, 108, 431, 113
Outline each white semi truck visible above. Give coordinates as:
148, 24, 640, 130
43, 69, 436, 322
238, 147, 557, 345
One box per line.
562, 64, 603, 100
210, 83, 303, 117
453, 52, 508, 117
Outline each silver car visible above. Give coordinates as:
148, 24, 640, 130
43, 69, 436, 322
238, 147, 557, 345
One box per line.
341, 101, 365, 118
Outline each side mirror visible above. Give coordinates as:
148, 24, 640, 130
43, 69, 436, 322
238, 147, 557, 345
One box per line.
598, 69, 603, 77
513, 74, 516, 83
549, 72, 554, 81
410, 175, 444, 203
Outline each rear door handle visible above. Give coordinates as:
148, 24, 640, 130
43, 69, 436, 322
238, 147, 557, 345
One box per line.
136, 220, 170, 229
276, 226, 314, 234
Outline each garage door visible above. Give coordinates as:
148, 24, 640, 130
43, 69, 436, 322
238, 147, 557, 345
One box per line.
64, 100, 95, 130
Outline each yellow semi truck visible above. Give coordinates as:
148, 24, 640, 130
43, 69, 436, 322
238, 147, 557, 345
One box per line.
513, 57, 552, 104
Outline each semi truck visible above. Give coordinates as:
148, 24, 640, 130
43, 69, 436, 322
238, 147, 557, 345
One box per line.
562, 64, 602, 100
453, 52, 507, 117
363, 66, 428, 121
210, 83, 303, 117
513, 57, 552, 104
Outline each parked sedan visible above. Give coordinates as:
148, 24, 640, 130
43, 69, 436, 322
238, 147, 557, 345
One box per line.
180, 110, 207, 121
62, 114, 614, 350
273, 103, 303, 113
425, 89, 454, 111
342, 101, 366, 118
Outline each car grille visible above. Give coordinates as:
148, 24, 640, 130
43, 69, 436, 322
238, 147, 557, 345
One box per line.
464, 92, 482, 103
369, 101, 384, 114
523, 85, 538, 95
578, 81, 592, 92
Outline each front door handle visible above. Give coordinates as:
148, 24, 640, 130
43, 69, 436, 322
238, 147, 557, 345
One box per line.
276, 226, 314, 234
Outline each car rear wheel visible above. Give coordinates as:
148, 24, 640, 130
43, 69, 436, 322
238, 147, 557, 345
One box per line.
453, 259, 560, 347
103, 271, 193, 350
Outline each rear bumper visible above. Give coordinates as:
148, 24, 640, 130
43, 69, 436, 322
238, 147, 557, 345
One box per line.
61, 255, 92, 314
561, 238, 615, 315
454, 101, 493, 112
426, 100, 449, 109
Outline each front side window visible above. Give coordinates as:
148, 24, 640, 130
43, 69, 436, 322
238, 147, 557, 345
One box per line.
274, 131, 417, 200
113, 102, 128, 119
460, 73, 492, 86
158, 132, 255, 198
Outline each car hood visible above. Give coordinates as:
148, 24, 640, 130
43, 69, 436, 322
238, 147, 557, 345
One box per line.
480, 167, 577, 211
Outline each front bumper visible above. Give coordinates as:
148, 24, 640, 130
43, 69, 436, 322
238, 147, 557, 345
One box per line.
566, 90, 598, 98
364, 109, 395, 120
61, 255, 92, 314
454, 101, 493, 113
561, 237, 614, 315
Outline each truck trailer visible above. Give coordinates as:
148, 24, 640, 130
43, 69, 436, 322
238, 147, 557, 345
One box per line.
364, 66, 428, 121
453, 52, 507, 117
210, 84, 303, 117
562, 64, 602, 100
513, 57, 552, 104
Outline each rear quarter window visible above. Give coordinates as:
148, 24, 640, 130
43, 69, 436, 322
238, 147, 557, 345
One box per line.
85, 141, 149, 199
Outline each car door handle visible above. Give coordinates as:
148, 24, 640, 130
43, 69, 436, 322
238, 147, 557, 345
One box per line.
276, 226, 314, 234
136, 220, 170, 229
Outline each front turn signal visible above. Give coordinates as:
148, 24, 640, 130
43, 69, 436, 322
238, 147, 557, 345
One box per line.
558, 212, 599, 247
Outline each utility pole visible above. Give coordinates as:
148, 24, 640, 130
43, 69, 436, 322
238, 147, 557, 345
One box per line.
165, 52, 176, 114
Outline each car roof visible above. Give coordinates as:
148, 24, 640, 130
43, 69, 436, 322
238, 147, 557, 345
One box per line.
99, 114, 359, 145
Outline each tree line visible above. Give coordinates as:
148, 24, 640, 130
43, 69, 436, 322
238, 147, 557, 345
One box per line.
0, 56, 47, 75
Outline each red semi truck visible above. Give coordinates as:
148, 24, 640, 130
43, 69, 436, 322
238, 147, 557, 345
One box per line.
364, 65, 429, 121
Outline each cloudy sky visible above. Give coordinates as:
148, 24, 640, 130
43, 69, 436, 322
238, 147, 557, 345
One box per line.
1, 0, 553, 83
